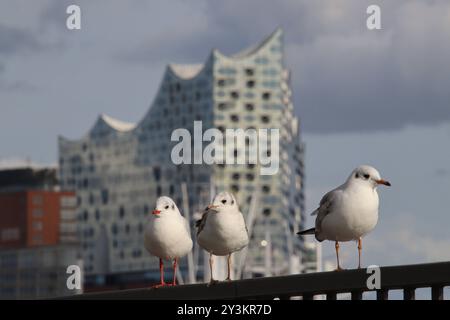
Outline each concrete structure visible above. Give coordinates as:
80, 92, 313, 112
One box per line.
59, 29, 317, 287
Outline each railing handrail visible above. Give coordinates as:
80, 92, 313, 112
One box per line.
60, 261, 450, 300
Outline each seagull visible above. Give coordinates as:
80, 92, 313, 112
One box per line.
144, 196, 193, 287
196, 191, 249, 285
297, 165, 391, 270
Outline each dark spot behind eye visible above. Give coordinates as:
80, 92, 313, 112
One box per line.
231, 200, 234, 205
172, 205, 175, 210
355, 173, 359, 178
221, 199, 227, 204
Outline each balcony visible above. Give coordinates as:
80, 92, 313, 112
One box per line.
62, 261, 450, 300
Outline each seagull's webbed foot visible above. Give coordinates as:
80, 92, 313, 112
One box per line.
151, 282, 168, 289
207, 279, 219, 287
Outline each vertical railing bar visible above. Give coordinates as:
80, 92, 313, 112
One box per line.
327, 292, 337, 300
303, 293, 314, 300
351, 290, 363, 300
431, 286, 443, 301
376, 289, 389, 300
403, 288, 416, 300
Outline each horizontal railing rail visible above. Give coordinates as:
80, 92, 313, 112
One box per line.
60, 261, 450, 300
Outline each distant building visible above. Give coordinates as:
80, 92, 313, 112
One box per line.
59, 29, 317, 289
0, 244, 81, 299
0, 167, 58, 193
0, 167, 81, 299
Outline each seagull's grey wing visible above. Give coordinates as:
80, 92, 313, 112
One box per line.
195, 211, 209, 236
313, 189, 341, 237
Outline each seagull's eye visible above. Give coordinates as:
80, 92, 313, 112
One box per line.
165, 205, 169, 210
221, 199, 227, 204
363, 174, 370, 179
355, 173, 359, 178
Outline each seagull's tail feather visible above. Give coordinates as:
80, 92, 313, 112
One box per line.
297, 228, 315, 236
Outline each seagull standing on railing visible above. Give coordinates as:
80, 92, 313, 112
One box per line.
297, 165, 391, 270
144, 196, 193, 287
196, 192, 249, 285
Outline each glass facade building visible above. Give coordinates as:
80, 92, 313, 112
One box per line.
58, 29, 317, 283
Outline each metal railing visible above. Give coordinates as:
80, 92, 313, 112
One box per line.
62, 261, 450, 300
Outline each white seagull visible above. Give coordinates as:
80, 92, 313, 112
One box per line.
144, 196, 193, 287
196, 191, 249, 285
297, 165, 391, 270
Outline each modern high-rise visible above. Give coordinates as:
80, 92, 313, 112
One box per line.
58, 28, 316, 288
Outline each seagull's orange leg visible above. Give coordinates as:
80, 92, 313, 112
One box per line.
172, 258, 178, 286
225, 254, 232, 281
151, 258, 167, 288
335, 241, 343, 271
357, 238, 362, 269
208, 253, 218, 286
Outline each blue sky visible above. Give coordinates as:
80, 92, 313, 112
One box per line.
1, 0, 450, 271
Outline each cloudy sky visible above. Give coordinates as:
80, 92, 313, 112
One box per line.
1, 0, 450, 276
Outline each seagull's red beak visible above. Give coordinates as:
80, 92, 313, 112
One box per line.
152, 210, 161, 215
207, 204, 218, 209
376, 179, 391, 186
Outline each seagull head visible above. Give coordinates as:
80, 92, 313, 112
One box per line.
152, 196, 180, 218
207, 191, 238, 212
348, 165, 391, 189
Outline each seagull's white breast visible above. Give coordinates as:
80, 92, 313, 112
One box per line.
144, 214, 193, 260
197, 209, 249, 256
320, 185, 379, 242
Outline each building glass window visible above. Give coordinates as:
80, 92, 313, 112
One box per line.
153, 167, 161, 182
218, 103, 227, 110
156, 186, 162, 197
262, 92, 271, 100
101, 189, 109, 205
32, 195, 43, 205
32, 209, 43, 217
